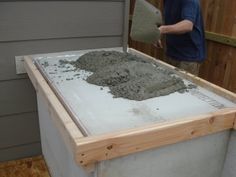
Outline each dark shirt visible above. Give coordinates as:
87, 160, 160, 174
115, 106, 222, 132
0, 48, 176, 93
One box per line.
164, 0, 206, 62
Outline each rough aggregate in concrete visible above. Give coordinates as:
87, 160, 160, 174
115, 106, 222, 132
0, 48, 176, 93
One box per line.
62, 51, 192, 101
70, 51, 149, 72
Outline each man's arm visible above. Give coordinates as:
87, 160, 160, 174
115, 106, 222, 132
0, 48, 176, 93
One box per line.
158, 20, 193, 34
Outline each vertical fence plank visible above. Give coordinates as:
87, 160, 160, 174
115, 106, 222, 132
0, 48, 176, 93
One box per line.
128, 0, 236, 93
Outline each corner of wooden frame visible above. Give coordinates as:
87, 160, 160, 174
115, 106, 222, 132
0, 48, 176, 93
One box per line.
23, 52, 236, 173
24, 56, 92, 170
74, 108, 236, 168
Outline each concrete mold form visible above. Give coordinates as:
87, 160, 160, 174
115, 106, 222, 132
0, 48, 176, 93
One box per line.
24, 48, 236, 177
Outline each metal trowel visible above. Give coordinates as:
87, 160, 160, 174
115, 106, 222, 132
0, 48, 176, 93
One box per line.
130, 0, 162, 44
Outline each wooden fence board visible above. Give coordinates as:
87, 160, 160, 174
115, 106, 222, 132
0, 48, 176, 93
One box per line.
129, 0, 236, 93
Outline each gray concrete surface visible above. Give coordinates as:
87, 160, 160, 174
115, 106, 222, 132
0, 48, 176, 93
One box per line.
221, 130, 236, 177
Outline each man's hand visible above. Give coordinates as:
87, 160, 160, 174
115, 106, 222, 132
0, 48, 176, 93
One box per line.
152, 40, 163, 49
158, 26, 167, 34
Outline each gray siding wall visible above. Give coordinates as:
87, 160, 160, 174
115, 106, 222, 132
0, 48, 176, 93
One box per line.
0, 0, 126, 161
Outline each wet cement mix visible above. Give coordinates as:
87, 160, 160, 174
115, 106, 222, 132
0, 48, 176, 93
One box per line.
60, 51, 195, 101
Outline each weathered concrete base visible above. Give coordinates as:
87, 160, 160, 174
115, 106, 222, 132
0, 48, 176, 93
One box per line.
34, 48, 236, 177
221, 131, 236, 177
98, 131, 230, 177
38, 91, 231, 177
37, 93, 93, 177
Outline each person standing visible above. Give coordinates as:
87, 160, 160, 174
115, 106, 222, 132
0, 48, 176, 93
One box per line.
158, 0, 206, 75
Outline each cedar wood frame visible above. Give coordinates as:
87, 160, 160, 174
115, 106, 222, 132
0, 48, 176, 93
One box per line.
24, 48, 236, 172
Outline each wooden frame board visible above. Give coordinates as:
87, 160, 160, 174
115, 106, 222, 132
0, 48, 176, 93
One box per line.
24, 56, 84, 151
23, 48, 236, 170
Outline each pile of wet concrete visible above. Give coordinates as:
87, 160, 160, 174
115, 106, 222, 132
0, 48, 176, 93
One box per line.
64, 51, 191, 101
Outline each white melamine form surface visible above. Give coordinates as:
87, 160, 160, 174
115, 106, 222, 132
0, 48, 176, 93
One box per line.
32, 48, 236, 135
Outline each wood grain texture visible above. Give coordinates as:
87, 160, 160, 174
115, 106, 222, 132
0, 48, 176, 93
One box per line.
0, 155, 50, 177
196, 0, 236, 93
0, 79, 37, 116
25, 48, 236, 168
205, 31, 236, 47
0, 1, 123, 42
128, 0, 236, 93
75, 108, 236, 166
0, 112, 40, 149
24, 57, 84, 152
